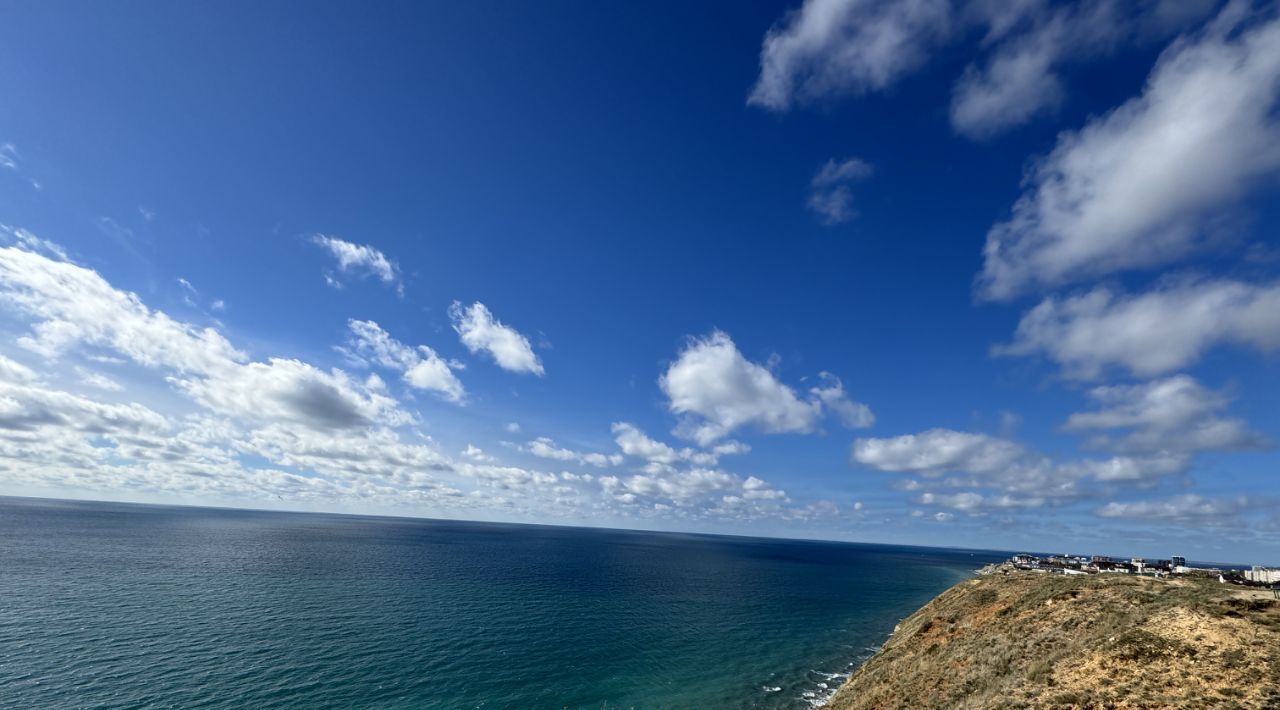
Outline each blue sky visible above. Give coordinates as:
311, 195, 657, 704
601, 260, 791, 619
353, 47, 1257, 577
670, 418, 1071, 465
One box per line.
1, 0, 1279, 562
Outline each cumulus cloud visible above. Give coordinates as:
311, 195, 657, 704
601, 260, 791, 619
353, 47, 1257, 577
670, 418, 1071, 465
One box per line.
610, 422, 748, 469
1064, 453, 1188, 483
311, 235, 401, 293
175, 358, 407, 430
749, 0, 953, 110
525, 437, 623, 468
4, 226, 67, 260
0, 232, 854, 527
916, 491, 986, 512
1096, 493, 1251, 522
807, 157, 873, 225
0, 354, 37, 383
461, 444, 496, 463
599, 422, 798, 521
347, 319, 465, 403
0, 378, 170, 437
853, 426, 1201, 513
998, 279, 1280, 378
1064, 375, 1267, 455
449, 301, 544, 376
612, 422, 683, 465
598, 463, 791, 515
951, 0, 1216, 139
809, 372, 875, 428
951, 3, 1086, 139
751, 0, 1215, 138
852, 428, 1023, 476
660, 331, 870, 444
978, 4, 1280, 298
0, 243, 406, 431
76, 367, 124, 392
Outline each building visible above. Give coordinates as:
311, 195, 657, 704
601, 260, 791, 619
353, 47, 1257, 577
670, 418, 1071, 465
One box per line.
1172, 556, 1186, 569
1244, 566, 1280, 584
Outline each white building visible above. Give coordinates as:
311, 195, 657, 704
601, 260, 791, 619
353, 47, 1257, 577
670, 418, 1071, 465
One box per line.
1244, 566, 1280, 584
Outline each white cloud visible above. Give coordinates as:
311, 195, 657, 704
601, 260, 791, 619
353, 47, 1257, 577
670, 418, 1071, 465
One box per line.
612, 422, 683, 465
1065, 453, 1188, 483
661, 331, 869, 444
807, 157, 873, 225
853, 426, 1198, 506
710, 440, 752, 457
525, 437, 622, 468
1063, 375, 1267, 454
748, 0, 953, 110
175, 357, 407, 430
852, 428, 1022, 476
0, 378, 169, 437
917, 491, 985, 512
347, 319, 465, 403
0, 244, 407, 431
0, 245, 246, 373
505, 422, 521, 433
950, 11, 1072, 138
177, 277, 199, 306
0, 354, 37, 383
751, 0, 1215, 137
311, 234, 401, 293
1096, 493, 1250, 522
449, 301, 544, 376
951, 0, 1216, 139
461, 444, 496, 463
4, 226, 67, 260
598, 464, 790, 514
998, 279, 1280, 378
809, 372, 875, 428
978, 5, 1280, 298
0, 233, 855, 527
76, 367, 124, 392
609, 422, 746, 468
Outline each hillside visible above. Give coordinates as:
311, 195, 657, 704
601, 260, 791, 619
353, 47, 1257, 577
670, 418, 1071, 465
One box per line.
826, 571, 1280, 709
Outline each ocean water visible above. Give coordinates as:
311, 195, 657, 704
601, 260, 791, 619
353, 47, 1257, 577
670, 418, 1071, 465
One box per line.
0, 497, 1006, 708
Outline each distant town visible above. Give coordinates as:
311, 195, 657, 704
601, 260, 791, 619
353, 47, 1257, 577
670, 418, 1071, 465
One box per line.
984, 553, 1280, 588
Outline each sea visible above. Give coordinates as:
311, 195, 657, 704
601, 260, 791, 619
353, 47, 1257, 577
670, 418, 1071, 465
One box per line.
0, 497, 1007, 708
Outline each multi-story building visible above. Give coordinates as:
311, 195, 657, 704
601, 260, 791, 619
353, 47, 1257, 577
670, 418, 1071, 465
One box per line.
1244, 566, 1280, 584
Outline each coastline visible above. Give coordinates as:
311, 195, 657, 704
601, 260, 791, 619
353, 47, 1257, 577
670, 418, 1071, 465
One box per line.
823, 568, 1280, 709
796, 563, 982, 708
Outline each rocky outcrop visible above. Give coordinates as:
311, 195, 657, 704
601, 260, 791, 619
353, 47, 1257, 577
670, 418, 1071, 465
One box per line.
827, 571, 1280, 709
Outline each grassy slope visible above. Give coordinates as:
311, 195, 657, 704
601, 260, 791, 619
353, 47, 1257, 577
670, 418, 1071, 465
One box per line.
826, 572, 1280, 709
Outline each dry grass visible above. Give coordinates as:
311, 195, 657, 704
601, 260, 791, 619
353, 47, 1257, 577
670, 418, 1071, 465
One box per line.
826, 572, 1280, 709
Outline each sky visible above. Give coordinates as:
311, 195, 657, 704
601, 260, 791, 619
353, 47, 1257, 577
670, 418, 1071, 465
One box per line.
1, 0, 1279, 563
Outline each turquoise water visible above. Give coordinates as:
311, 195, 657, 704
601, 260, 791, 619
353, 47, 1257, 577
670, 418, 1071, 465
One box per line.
0, 497, 1005, 708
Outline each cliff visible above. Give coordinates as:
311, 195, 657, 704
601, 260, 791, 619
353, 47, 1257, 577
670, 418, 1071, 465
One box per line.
826, 571, 1280, 709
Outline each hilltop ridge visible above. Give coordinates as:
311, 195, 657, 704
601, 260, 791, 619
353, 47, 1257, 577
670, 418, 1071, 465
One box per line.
827, 570, 1280, 709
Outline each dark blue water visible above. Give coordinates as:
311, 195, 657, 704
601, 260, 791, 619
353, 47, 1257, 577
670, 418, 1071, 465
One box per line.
0, 497, 1006, 708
